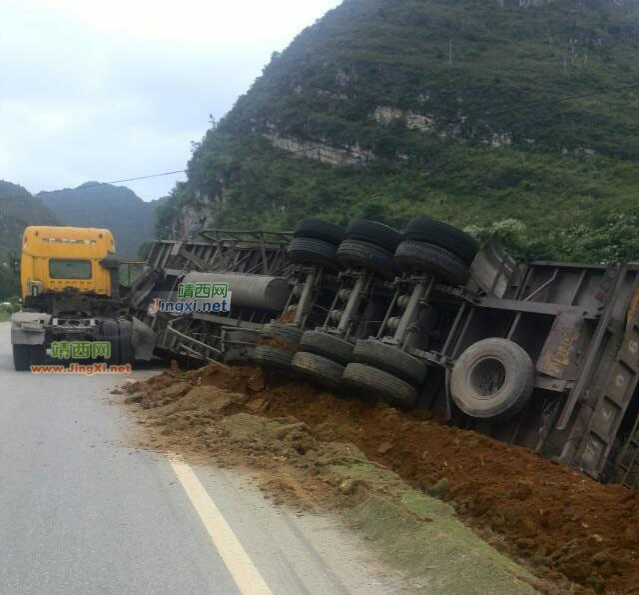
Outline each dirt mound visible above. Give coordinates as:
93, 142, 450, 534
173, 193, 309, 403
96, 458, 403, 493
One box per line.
121, 363, 639, 595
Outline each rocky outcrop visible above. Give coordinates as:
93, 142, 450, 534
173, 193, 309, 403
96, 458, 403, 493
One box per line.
373, 106, 436, 132
168, 200, 217, 240
263, 132, 374, 167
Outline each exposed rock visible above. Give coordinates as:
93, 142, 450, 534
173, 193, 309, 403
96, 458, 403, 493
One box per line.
373, 106, 436, 132
124, 393, 144, 405
378, 442, 394, 455
263, 132, 374, 167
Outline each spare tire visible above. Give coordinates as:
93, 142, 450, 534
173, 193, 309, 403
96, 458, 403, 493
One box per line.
352, 339, 427, 385
287, 237, 339, 270
292, 352, 344, 389
450, 338, 535, 422
300, 330, 354, 365
342, 363, 417, 408
293, 219, 345, 245
346, 219, 402, 252
395, 240, 469, 286
337, 239, 396, 280
404, 218, 479, 265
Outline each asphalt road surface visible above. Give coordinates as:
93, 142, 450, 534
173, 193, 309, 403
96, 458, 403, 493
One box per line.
0, 323, 412, 595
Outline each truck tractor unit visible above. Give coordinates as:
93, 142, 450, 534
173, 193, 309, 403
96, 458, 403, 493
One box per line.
11, 226, 155, 371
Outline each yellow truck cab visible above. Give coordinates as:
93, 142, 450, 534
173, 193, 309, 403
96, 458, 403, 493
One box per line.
20, 226, 115, 300
11, 226, 155, 371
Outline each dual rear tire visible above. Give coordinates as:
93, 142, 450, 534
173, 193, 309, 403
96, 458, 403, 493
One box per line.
254, 323, 305, 373
394, 217, 479, 287
288, 217, 405, 281
291, 330, 352, 389
102, 319, 135, 366
287, 219, 345, 270
291, 352, 344, 390
341, 339, 426, 408
342, 363, 417, 408
336, 220, 401, 280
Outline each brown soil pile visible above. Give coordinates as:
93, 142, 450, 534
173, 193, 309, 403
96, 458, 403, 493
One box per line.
120, 364, 639, 595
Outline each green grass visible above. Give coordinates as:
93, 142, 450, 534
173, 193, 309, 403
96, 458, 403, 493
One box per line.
333, 461, 544, 594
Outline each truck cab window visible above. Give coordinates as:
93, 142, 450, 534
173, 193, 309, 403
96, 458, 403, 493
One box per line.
49, 259, 92, 280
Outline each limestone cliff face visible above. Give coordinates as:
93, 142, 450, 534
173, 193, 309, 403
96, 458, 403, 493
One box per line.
263, 131, 375, 167
168, 198, 217, 240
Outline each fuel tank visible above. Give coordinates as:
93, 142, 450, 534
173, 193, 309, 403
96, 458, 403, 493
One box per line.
180, 272, 290, 311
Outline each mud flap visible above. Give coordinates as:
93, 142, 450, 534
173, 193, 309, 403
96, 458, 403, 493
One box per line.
10, 312, 51, 346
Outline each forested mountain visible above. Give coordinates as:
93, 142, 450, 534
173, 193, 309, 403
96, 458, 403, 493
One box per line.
0, 181, 59, 254
0, 181, 60, 298
39, 183, 159, 258
159, 0, 639, 261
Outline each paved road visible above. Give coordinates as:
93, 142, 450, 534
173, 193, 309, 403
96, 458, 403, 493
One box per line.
0, 323, 410, 595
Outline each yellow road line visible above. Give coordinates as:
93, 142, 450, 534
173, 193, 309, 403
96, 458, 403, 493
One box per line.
169, 457, 274, 595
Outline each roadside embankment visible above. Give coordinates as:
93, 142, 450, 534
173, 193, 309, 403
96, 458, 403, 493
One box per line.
116, 363, 639, 595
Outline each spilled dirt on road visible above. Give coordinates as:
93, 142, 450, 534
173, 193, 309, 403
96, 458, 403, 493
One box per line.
116, 363, 639, 595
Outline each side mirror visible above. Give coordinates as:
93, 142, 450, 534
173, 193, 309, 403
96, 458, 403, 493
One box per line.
100, 255, 121, 270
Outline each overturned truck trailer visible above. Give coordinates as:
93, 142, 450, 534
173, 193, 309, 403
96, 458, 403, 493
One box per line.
127, 221, 639, 490
126, 229, 340, 363
422, 243, 639, 488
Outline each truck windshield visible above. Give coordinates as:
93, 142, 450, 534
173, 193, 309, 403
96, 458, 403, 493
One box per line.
49, 259, 92, 280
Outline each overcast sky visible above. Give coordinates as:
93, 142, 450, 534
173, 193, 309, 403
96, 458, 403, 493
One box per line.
0, 0, 341, 200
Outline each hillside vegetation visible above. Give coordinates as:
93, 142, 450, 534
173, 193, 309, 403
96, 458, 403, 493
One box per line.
40, 183, 160, 259
0, 181, 59, 298
160, 0, 639, 262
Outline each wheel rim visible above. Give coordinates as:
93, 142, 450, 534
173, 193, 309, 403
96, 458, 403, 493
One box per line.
468, 356, 507, 399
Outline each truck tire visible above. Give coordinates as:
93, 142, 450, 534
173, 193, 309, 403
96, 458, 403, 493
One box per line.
395, 240, 469, 286
352, 339, 427, 385
287, 237, 339, 270
292, 352, 344, 389
13, 344, 31, 371
346, 220, 402, 252
294, 219, 345, 245
451, 338, 535, 422
403, 218, 479, 265
29, 346, 45, 365
101, 320, 120, 367
254, 345, 294, 371
118, 319, 134, 366
299, 330, 354, 365
337, 239, 396, 280
342, 363, 417, 408
260, 323, 304, 345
